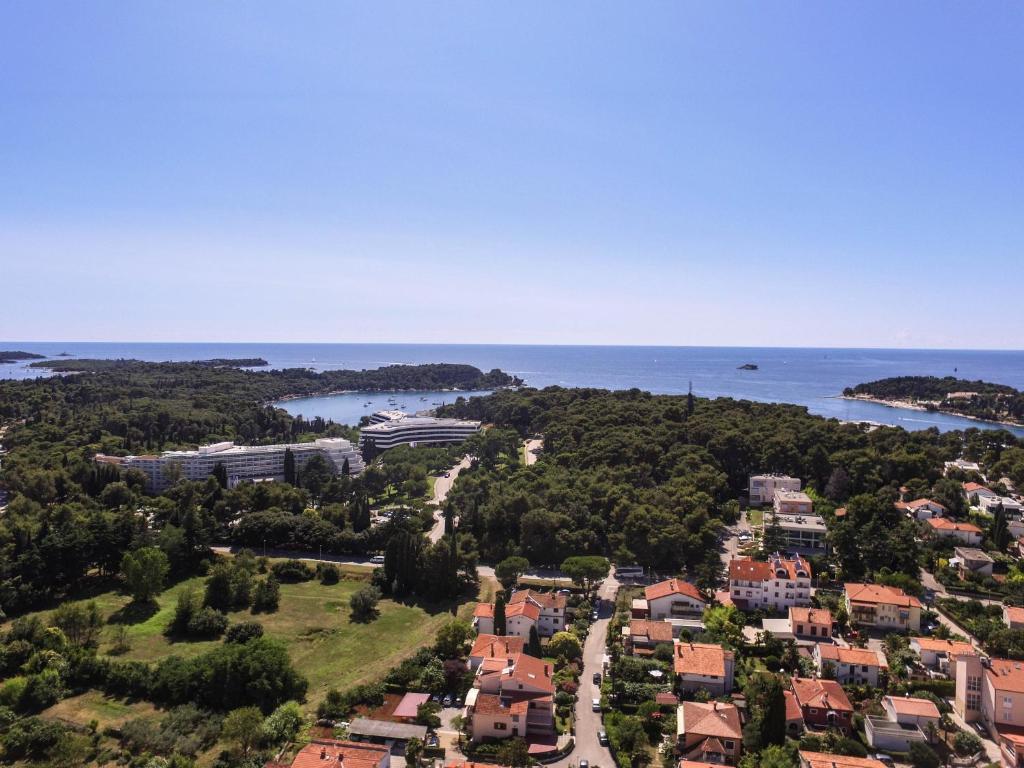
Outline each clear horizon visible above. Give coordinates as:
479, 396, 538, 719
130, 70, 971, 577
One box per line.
3, 3, 1023, 348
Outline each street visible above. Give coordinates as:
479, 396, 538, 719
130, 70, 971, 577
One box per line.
429, 455, 473, 543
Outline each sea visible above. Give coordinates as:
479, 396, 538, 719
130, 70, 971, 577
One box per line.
2, 342, 1023, 437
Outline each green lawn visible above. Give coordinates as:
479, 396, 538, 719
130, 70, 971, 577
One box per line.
12, 564, 483, 709
747, 509, 764, 526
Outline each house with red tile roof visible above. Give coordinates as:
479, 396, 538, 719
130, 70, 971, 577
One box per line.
866, 695, 941, 752
727, 554, 812, 612
789, 607, 833, 640
469, 635, 526, 670
466, 652, 554, 744
924, 517, 983, 545
473, 603, 495, 634
813, 643, 884, 686
1005, 606, 1024, 630
790, 677, 854, 734
643, 579, 707, 620
964, 482, 998, 503
896, 498, 947, 520
783, 690, 805, 737
798, 752, 888, 768
626, 619, 675, 655
673, 641, 735, 696
910, 636, 976, 676
676, 700, 743, 765
508, 589, 568, 637
283, 740, 390, 768
844, 583, 922, 633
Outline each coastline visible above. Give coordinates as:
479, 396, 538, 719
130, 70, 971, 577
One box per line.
840, 394, 1024, 430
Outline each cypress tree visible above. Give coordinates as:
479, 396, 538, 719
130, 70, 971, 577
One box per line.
527, 626, 542, 658
283, 448, 296, 485
494, 593, 507, 635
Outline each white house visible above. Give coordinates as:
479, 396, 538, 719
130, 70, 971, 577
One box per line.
814, 643, 883, 686
644, 579, 707, 620
865, 697, 940, 752
748, 474, 801, 506
728, 554, 813, 613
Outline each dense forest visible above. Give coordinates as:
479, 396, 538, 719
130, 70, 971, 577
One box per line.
845, 376, 1024, 425
0, 352, 45, 364
439, 387, 1024, 585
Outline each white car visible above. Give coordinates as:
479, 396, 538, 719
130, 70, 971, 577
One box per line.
591, 698, 601, 712
370, 555, 385, 564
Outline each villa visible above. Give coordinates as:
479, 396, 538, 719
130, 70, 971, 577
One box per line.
844, 583, 922, 633
676, 701, 743, 765
748, 474, 801, 507
925, 517, 984, 545
673, 641, 736, 696
813, 644, 884, 686
790, 677, 854, 734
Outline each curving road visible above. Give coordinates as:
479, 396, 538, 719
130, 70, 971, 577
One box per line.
429, 455, 473, 542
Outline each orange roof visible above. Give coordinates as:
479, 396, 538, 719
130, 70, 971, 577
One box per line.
679, 701, 742, 739
986, 658, 1024, 694
474, 603, 494, 618
470, 634, 525, 660
964, 482, 992, 493
926, 517, 982, 534
680, 762, 731, 768
1006, 607, 1024, 625
509, 588, 566, 610
816, 644, 881, 667
910, 637, 976, 656
645, 578, 705, 603
729, 555, 811, 581
884, 696, 941, 719
844, 583, 922, 608
904, 498, 947, 511
791, 677, 853, 712
505, 601, 541, 621
501, 653, 554, 692
783, 690, 803, 722
800, 752, 887, 768
834, 507, 847, 517
790, 607, 832, 626
449, 762, 506, 768
630, 619, 674, 643
674, 642, 733, 678
290, 740, 388, 768
472, 692, 510, 716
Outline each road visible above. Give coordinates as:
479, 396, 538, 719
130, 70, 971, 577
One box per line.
524, 438, 543, 466
550, 569, 620, 768
429, 455, 473, 542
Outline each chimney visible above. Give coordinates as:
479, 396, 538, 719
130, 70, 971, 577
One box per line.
321, 748, 327, 760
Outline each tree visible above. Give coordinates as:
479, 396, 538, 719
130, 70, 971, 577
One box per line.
51, 601, 103, 648
261, 700, 304, 745
252, 576, 281, 613
350, 585, 382, 622
283, 448, 296, 485
405, 736, 424, 767
212, 462, 228, 489
495, 556, 530, 589
560, 555, 609, 593
761, 515, 787, 555
548, 631, 582, 660
742, 672, 786, 751
434, 619, 472, 658
909, 741, 940, 768
496, 737, 531, 768
494, 593, 507, 636
527, 626, 542, 658
120, 547, 170, 603
222, 706, 265, 754
702, 605, 745, 647
993, 502, 1010, 551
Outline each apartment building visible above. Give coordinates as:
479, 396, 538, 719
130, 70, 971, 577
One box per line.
844, 583, 922, 633
466, 653, 554, 742
748, 474, 801, 506
728, 554, 813, 613
763, 510, 829, 555
359, 415, 481, 453
98, 437, 364, 493
774, 489, 814, 516
954, 655, 1024, 768
508, 590, 568, 637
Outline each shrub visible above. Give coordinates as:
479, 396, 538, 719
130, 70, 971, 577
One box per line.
319, 564, 340, 585
186, 607, 229, 639
0, 716, 68, 760
270, 560, 315, 583
225, 621, 265, 645
261, 700, 304, 745
909, 741, 941, 768
252, 577, 281, 613
350, 585, 382, 622
954, 730, 983, 756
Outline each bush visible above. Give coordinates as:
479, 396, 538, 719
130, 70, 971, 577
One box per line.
261, 700, 304, 745
318, 564, 340, 585
350, 585, 382, 622
0, 716, 68, 760
225, 621, 265, 645
270, 560, 315, 583
909, 741, 941, 768
187, 607, 229, 639
954, 730, 983, 756
252, 577, 281, 613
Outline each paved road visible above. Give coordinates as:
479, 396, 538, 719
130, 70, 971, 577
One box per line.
429, 455, 473, 542
524, 438, 543, 466
550, 569, 620, 768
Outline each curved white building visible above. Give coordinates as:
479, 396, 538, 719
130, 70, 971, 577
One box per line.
359, 415, 481, 452
98, 437, 364, 493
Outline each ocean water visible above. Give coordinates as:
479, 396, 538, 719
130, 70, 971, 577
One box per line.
2, 342, 1023, 436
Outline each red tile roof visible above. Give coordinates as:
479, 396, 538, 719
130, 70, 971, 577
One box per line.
844, 582, 922, 608
630, 619, 674, 644
509, 589, 566, 610
783, 690, 803, 722
289, 740, 388, 768
986, 658, 1024, 694
926, 517, 982, 534
910, 637, 976, 656
790, 607, 832, 626
1005, 607, 1024, 626
816, 644, 881, 667
470, 634, 525, 660
963, 482, 992, 494
674, 642, 733, 678
679, 701, 742, 739
729, 556, 812, 581
500, 653, 554, 693
791, 677, 853, 712
800, 752, 887, 768
474, 603, 494, 618
505, 601, 541, 621
645, 578, 705, 603
884, 696, 941, 719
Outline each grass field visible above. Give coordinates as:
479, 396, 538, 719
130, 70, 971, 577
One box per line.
43, 691, 158, 731
12, 558, 487, 712
747, 509, 764, 526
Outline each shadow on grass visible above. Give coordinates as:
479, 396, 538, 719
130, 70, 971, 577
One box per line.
108, 600, 159, 625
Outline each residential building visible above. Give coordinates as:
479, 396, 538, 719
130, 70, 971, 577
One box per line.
813, 644, 883, 686
283, 739, 390, 768
644, 579, 707, 620
1005, 606, 1024, 630
626, 619, 674, 655
728, 554, 813, 613
980, 495, 1024, 517
673, 641, 736, 696
964, 482, 999, 504
790, 677, 854, 734
910, 637, 976, 676
473, 604, 495, 635
98, 437, 364, 493
790, 607, 833, 641
504, 601, 541, 639
466, 653, 554, 742
345, 720, 428, 749
896, 498, 947, 520
945, 459, 982, 475
508, 590, 568, 637
925, 517, 984, 545
954, 547, 995, 578
784, 690, 805, 736
748, 474, 801, 506
799, 753, 888, 768
762, 510, 828, 555
844, 583, 922, 633
954, 654, 1024, 768
359, 416, 481, 453
774, 489, 814, 516
469, 635, 525, 670
676, 701, 743, 765
865, 697, 940, 753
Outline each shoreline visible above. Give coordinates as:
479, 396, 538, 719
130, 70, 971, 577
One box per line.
839, 394, 1024, 430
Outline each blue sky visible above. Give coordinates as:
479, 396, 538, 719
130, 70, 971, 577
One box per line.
2, 2, 1023, 347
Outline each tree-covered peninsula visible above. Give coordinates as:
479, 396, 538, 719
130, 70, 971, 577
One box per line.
844, 375, 1024, 425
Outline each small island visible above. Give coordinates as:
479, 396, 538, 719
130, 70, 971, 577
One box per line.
843, 375, 1024, 427
737, 363, 758, 370
0, 350, 46, 364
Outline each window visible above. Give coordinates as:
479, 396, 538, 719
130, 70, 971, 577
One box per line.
809, 708, 818, 715
494, 722, 507, 730
966, 693, 981, 711
968, 676, 982, 692
724, 741, 734, 750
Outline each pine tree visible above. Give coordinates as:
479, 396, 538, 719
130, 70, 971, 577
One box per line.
761, 514, 787, 556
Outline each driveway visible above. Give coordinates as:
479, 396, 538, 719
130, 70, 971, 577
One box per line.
549, 569, 620, 768
524, 438, 543, 466
429, 455, 473, 542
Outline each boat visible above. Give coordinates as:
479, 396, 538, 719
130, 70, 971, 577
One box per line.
737, 363, 758, 370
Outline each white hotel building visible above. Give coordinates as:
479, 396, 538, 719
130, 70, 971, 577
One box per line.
359, 411, 481, 453
98, 437, 364, 493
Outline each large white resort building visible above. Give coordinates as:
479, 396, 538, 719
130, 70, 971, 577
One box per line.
97, 437, 364, 493
359, 410, 482, 453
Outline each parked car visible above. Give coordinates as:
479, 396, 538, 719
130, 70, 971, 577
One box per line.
580, 761, 589, 768
443, 694, 453, 707
454, 696, 463, 707
592, 672, 602, 684
370, 555, 385, 564
598, 731, 609, 746
444, 472, 451, 478
591, 698, 601, 712
591, 611, 599, 621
